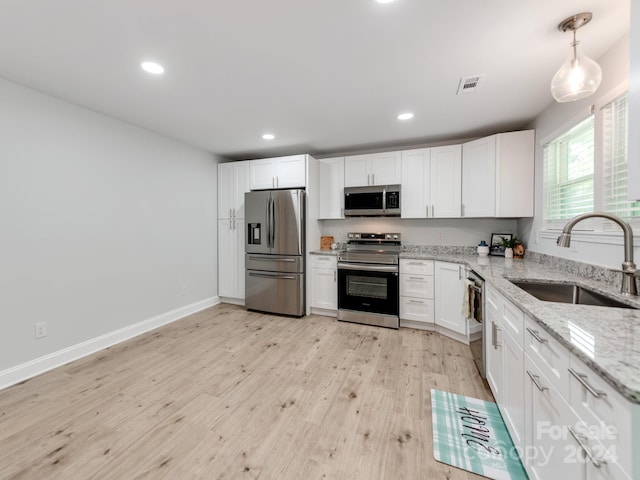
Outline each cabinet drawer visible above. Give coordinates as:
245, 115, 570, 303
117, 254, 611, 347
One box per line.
500, 297, 524, 348
310, 255, 337, 269
568, 356, 631, 475
524, 317, 570, 399
400, 274, 434, 299
400, 297, 434, 323
400, 259, 434, 275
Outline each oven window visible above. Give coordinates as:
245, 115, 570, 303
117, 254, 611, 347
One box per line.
346, 274, 388, 299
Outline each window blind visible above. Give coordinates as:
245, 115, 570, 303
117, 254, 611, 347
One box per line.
543, 116, 595, 222
602, 93, 640, 221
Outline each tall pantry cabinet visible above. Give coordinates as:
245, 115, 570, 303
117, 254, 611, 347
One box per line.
218, 161, 250, 302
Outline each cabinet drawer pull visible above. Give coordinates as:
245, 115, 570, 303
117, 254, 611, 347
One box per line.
492, 323, 501, 349
568, 426, 606, 468
407, 262, 425, 266
526, 370, 548, 392
408, 300, 425, 304
409, 276, 424, 280
568, 368, 607, 399
526, 327, 548, 344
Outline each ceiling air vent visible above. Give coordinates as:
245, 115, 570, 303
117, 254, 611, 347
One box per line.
457, 75, 485, 94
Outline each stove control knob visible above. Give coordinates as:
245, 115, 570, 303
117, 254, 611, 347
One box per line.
393, 234, 399, 240
348, 233, 354, 239
386, 234, 392, 239
354, 234, 360, 239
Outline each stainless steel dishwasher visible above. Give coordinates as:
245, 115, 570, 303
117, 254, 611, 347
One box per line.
466, 269, 485, 378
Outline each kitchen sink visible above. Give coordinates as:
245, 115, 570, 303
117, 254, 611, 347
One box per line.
509, 281, 638, 309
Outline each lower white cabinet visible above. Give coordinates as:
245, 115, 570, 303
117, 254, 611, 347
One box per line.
433, 261, 466, 335
486, 286, 635, 480
399, 259, 434, 326
310, 255, 337, 314
218, 218, 245, 300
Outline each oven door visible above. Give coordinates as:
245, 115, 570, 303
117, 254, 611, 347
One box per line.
337, 262, 399, 323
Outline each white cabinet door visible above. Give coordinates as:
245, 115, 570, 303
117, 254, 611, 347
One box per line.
218, 161, 250, 219
249, 155, 306, 190
218, 219, 244, 299
401, 149, 430, 218
501, 329, 525, 453
318, 157, 345, 219
433, 261, 466, 334
344, 154, 371, 187
275, 154, 306, 188
495, 130, 535, 217
462, 135, 496, 217
249, 158, 277, 190
311, 268, 337, 310
370, 151, 401, 185
430, 145, 461, 218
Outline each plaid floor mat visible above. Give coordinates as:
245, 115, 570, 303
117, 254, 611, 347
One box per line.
431, 389, 528, 480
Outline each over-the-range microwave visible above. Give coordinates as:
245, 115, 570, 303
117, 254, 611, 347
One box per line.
343, 185, 400, 217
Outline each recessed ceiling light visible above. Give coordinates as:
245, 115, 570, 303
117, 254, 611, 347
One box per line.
262, 134, 275, 140
397, 113, 414, 120
141, 62, 164, 74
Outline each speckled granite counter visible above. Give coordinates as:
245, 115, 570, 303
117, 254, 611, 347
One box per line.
399, 250, 640, 404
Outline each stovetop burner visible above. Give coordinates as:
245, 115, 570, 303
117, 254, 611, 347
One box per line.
339, 232, 402, 264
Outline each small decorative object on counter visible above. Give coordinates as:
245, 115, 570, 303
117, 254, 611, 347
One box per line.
499, 235, 519, 259
477, 240, 490, 256
513, 243, 525, 258
320, 236, 334, 250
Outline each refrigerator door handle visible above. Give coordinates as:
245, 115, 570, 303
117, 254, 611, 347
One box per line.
270, 194, 276, 248
266, 195, 273, 249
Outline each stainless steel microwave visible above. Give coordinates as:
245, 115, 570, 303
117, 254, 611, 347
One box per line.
343, 185, 401, 216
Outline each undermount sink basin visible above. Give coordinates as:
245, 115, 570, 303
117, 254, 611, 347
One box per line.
510, 281, 638, 309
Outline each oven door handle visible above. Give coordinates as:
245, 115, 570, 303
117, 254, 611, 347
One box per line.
338, 263, 398, 273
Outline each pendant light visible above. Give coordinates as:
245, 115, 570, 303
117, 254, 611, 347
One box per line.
550, 12, 602, 103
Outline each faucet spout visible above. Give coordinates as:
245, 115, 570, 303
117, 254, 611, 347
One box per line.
557, 212, 637, 296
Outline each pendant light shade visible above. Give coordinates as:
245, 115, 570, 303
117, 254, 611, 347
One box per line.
550, 13, 602, 103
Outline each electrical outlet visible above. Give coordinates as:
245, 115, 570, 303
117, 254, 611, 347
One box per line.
34, 322, 47, 339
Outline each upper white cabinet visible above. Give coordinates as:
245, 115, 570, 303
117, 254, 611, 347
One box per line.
402, 146, 462, 218
218, 161, 250, 220
462, 130, 534, 217
344, 151, 401, 187
249, 154, 306, 190
317, 157, 345, 219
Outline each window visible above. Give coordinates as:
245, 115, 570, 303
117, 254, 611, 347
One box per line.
543, 116, 595, 223
542, 87, 639, 231
602, 93, 640, 220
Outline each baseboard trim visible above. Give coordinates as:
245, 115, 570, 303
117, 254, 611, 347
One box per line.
0, 296, 221, 392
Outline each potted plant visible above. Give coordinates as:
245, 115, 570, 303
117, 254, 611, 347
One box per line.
500, 236, 519, 258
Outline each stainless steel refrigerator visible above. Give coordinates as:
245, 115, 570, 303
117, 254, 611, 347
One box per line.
245, 189, 305, 316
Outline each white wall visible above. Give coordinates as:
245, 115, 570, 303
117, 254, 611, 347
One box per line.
320, 217, 518, 247
0, 78, 220, 377
518, 33, 639, 269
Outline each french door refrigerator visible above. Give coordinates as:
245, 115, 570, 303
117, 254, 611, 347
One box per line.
245, 189, 305, 316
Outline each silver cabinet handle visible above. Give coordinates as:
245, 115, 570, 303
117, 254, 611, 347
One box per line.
407, 262, 425, 265
568, 426, 606, 468
431, 205, 434, 217
333, 270, 336, 282
461, 204, 465, 217
367, 173, 371, 185
526, 370, 548, 392
372, 173, 375, 185
409, 276, 424, 280
492, 322, 501, 349
276, 176, 279, 187
408, 299, 425, 304
526, 327, 548, 344
568, 368, 607, 399
426, 205, 429, 218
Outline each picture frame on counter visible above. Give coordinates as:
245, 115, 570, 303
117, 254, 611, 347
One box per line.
489, 233, 512, 256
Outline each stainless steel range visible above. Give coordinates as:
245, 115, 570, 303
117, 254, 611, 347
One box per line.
337, 232, 401, 329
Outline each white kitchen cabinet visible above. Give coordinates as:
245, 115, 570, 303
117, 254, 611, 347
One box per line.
461, 130, 534, 218
218, 219, 245, 300
249, 154, 306, 190
317, 157, 345, 219
218, 161, 250, 220
433, 261, 466, 335
344, 151, 401, 187
401, 145, 461, 218
310, 255, 337, 314
399, 259, 434, 327
218, 161, 250, 302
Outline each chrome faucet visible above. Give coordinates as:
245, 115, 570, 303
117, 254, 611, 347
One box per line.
557, 212, 638, 296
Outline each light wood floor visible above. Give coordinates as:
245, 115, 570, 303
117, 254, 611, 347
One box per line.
0, 304, 493, 479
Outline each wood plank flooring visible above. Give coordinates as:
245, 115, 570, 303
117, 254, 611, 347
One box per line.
0, 304, 493, 479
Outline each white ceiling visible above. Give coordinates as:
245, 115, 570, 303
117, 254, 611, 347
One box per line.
0, 0, 630, 160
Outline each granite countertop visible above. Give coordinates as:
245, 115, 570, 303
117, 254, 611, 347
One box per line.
399, 250, 640, 404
